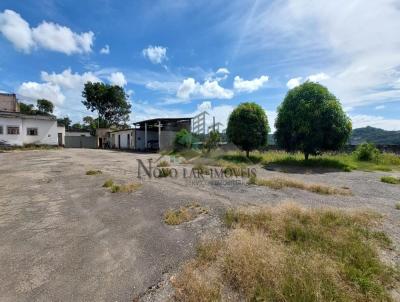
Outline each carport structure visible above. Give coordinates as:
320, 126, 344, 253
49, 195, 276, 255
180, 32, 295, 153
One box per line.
133, 117, 191, 151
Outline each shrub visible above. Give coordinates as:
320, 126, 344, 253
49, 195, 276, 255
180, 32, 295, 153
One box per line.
203, 130, 220, 153
174, 129, 193, 150
103, 179, 114, 187
156, 160, 170, 167
354, 142, 380, 161
396, 203, 400, 210
381, 176, 400, 184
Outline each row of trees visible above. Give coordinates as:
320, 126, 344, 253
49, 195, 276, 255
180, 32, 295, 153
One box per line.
20, 99, 54, 115
226, 82, 352, 159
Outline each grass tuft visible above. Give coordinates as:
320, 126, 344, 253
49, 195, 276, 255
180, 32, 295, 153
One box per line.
395, 203, 400, 210
102, 179, 114, 187
164, 202, 207, 225
156, 160, 170, 167
86, 169, 102, 175
381, 176, 400, 184
173, 204, 398, 301
251, 176, 352, 195
109, 182, 141, 193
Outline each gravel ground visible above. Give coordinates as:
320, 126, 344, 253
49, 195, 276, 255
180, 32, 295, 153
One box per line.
0, 149, 399, 301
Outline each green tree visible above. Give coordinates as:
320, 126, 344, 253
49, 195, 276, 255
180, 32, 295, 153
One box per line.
37, 99, 54, 114
57, 116, 72, 130
82, 116, 94, 126
19, 102, 35, 114
227, 102, 270, 157
82, 82, 131, 126
174, 129, 193, 150
275, 82, 352, 160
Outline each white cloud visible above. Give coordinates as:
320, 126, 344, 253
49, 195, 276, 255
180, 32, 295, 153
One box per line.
0, 9, 34, 52
108, 72, 127, 87
0, 9, 94, 54
142, 45, 167, 64
17, 81, 65, 105
197, 101, 212, 112
176, 77, 233, 100
233, 75, 269, 92
41, 68, 100, 89
286, 77, 302, 89
375, 105, 385, 110
350, 114, 400, 130
177, 78, 198, 99
307, 72, 330, 83
216, 67, 230, 75
100, 44, 110, 54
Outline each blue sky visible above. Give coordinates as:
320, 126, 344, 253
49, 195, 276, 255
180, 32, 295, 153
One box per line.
1, 0, 400, 130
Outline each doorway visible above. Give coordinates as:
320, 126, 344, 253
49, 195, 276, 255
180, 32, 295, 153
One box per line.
58, 133, 63, 146
127, 134, 130, 149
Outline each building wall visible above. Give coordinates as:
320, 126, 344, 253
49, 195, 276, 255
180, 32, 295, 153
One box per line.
65, 136, 97, 148
57, 126, 65, 146
65, 132, 91, 137
160, 130, 178, 150
0, 94, 18, 112
111, 130, 135, 149
0, 117, 58, 146
135, 130, 158, 150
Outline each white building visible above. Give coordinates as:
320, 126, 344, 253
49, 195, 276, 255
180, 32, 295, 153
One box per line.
0, 93, 62, 147
110, 129, 135, 149
0, 111, 60, 146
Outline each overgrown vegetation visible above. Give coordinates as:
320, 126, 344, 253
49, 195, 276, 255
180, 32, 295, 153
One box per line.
0, 144, 60, 151
102, 179, 114, 187
250, 176, 352, 195
86, 169, 102, 175
381, 176, 400, 184
355, 142, 380, 161
173, 204, 398, 302
164, 202, 208, 225
156, 160, 170, 167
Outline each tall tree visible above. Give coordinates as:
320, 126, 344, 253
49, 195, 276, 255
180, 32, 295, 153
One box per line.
37, 99, 54, 114
57, 116, 72, 130
227, 102, 270, 157
275, 82, 352, 160
19, 102, 35, 114
82, 82, 131, 126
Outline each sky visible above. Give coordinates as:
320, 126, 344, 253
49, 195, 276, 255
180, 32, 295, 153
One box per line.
1, 0, 400, 131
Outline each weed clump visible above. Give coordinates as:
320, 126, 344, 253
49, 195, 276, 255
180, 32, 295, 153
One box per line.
109, 182, 141, 193
86, 170, 102, 175
164, 202, 207, 225
156, 160, 170, 167
381, 176, 400, 184
102, 179, 114, 188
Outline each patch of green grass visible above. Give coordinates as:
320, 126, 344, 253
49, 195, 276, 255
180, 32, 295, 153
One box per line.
156, 167, 172, 177
381, 176, 400, 184
86, 170, 102, 175
395, 203, 400, 210
251, 176, 352, 195
173, 204, 398, 301
102, 179, 114, 188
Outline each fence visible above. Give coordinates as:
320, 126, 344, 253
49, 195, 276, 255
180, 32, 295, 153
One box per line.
65, 136, 97, 148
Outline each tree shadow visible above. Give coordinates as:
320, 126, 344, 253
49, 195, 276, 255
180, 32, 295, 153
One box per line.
263, 158, 352, 174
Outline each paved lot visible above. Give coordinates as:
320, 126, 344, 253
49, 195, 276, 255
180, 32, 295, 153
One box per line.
0, 149, 399, 301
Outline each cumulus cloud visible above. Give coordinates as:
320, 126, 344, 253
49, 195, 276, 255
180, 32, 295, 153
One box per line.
375, 105, 385, 110
350, 114, 400, 130
307, 72, 330, 83
176, 78, 233, 100
233, 75, 269, 92
108, 72, 127, 87
197, 101, 212, 112
41, 68, 100, 89
0, 9, 94, 54
17, 81, 65, 105
142, 45, 167, 64
100, 44, 110, 54
286, 77, 302, 89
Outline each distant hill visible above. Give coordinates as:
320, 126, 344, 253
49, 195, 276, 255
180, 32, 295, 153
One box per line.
350, 126, 400, 145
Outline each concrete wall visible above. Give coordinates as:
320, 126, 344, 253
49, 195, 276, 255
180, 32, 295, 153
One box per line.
65, 131, 91, 137
0, 116, 58, 146
0, 94, 18, 112
160, 130, 177, 150
65, 136, 97, 148
135, 130, 158, 150
57, 126, 65, 146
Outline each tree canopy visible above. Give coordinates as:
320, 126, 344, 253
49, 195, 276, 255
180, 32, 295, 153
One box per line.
82, 82, 131, 126
275, 82, 352, 159
227, 102, 270, 157
37, 99, 54, 114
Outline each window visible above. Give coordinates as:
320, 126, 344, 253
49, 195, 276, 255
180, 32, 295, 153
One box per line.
0, 126, 3, 135
27, 128, 38, 136
7, 126, 19, 135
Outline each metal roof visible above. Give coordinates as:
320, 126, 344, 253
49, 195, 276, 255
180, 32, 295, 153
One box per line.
133, 117, 192, 125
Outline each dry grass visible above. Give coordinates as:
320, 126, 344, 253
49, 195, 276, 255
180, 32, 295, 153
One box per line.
381, 176, 400, 184
192, 163, 210, 175
395, 203, 400, 210
109, 182, 141, 193
164, 202, 208, 225
157, 160, 170, 167
102, 179, 114, 188
172, 204, 398, 302
251, 176, 352, 195
86, 169, 102, 175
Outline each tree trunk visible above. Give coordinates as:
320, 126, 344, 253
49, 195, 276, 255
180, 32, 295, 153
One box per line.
305, 153, 309, 160
246, 150, 250, 158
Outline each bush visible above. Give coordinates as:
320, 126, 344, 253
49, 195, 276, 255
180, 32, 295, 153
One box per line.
203, 130, 220, 153
156, 160, 170, 167
103, 179, 114, 187
174, 129, 193, 150
354, 142, 380, 161
381, 176, 400, 184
